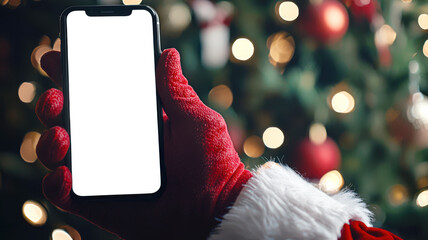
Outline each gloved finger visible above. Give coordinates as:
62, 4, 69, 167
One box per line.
40, 50, 62, 88
156, 48, 212, 122
36, 88, 63, 127
36, 126, 70, 170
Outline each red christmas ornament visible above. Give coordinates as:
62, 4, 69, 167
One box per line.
347, 0, 378, 23
300, 0, 349, 44
294, 137, 341, 179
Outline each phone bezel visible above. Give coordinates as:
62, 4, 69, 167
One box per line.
60, 5, 165, 200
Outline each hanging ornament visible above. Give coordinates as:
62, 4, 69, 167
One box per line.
294, 137, 342, 179
346, 0, 378, 23
300, 0, 349, 44
387, 61, 428, 148
191, 0, 234, 68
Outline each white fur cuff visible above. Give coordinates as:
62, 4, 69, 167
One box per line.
209, 162, 372, 240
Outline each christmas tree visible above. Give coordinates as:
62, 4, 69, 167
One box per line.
0, 0, 427, 239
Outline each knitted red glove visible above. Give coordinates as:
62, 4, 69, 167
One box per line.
36, 49, 252, 239
340, 221, 402, 240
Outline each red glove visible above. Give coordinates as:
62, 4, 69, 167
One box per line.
340, 221, 402, 240
36, 49, 252, 239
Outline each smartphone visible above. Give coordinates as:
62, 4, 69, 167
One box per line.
60, 5, 164, 198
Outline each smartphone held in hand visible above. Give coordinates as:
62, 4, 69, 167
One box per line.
60, 5, 164, 198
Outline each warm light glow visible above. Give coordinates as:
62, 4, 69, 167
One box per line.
324, 5, 346, 32
279, 1, 299, 22
401, 0, 412, 3
375, 24, 397, 46
31, 45, 51, 69
268, 32, 295, 65
52, 229, 73, 240
22, 200, 47, 226
388, 184, 408, 206
168, 3, 191, 31
243, 136, 265, 158
416, 190, 428, 207
1, 0, 9, 6
423, 40, 428, 58
262, 127, 284, 149
353, 0, 371, 7
418, 14, 428, 30
309, 123, 327, 145
18, 82, 36, 103
331, 91, 355, 114
319, 170, 344, 194
208, 85, 233, 109
53, 38, 61, 51
122, 0, 142, 5
20, 131, 41, 163
231, 38, 254, 61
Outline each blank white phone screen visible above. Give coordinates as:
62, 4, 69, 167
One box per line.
66, 10, 161, 196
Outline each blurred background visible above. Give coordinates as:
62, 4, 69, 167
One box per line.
1, 0, 428, 239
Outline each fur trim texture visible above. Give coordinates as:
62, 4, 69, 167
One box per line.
209, 162, 373, 240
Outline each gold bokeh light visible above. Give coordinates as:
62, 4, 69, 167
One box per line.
52, 229, 73, 240
331, 91, 355, 114
20, 131, 41, 163
231, 38, 254, 61
375, 24, 397, 46
262, 127, 284, 149
418, 14, 428, 30
319, 170, 344, 194
423, 40, 428, 58
243, 136, 265, 158
208, 85, 233, 109
22, 200, 47, 226
278, 1, 299, 22
309, 123, 327, 145
388, 184, 408, 206
18, 82, 36, 103
122, 0, 142, 5
268, 32, 295, 66
416, 190, 428, 207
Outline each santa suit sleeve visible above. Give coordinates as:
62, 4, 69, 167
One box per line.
209, 162, 402, 240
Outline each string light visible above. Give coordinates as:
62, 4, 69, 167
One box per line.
231, 38, 254, 61
168, 3, 192, 31
18, 82, 36, 103
243, 136, 264, 158
388, 184, 408, 206
423, 40, 428, 58
319, 170, 344, 194
262, 127, 284, 149
20, 131, 41, 163
122, 0, 142, 5
278, 1, 299, 22
52, 229, 73, 240
331, 91, 355, 114
22, 200, 47, 226
268, 32, 295, 66
309, 123, 327, 145
375, 24, 397, 46
416, 190, 428, 207
208, 85, 233, 109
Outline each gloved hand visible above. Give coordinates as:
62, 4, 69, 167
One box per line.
36, 49, 252, 240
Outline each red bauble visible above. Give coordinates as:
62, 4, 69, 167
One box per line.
348, 0, 378, 23
300, 0, 349, 44
294, 137, 341, 179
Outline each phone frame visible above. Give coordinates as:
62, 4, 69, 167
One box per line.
60, 5, 165, 200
